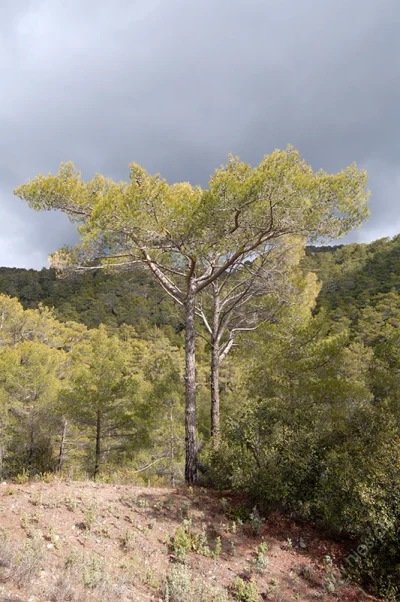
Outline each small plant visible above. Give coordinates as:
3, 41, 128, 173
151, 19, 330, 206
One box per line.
213, 535, 222, 559
323, 554, 342, 593
0, 527, 9, 541
230, 576, 258, 602
178, 500, 191, 519
121, 530, 136, 551
298, 563, 313, 581
83, 505, 96, 531
42, 496, 58, 509
166, 494, 173, 511
82, 554, 105, 589
143, 559, 158, 587
253, 555, 268, 575
230, 541, 236, 556
13, 468, 30, 484
192, 525, 211, 557
164, 564, 192, 602
119, 493, 138, 507
65, 496, 78, 512
226, 504, 250, 523
286, 537, 293, 549
169, 521, 213, 560
48, 525, 61, 550
252, 542, 269, 574
21, 513, 31, 531
36, 471, 54, 483
220, 497, 229, 511
148, 518, 157, 530
65, 548, 79, 569
169, 524, 192, 561
45, 575, 79, 602
209, 593, 229, 602
265, 577, 280, 596
32, 491, 43, 507
249, 506, 263, 536
95, 524, 111, 538
14, 533, 44, 586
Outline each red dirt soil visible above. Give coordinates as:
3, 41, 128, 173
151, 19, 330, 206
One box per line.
0, 480, 382, 601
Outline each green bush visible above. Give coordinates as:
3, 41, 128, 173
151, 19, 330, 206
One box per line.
230, 577, 258, 602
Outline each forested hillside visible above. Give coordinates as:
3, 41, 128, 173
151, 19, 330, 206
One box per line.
1, 236, 400, 599
0, 267, 178, 332
3, 233, 400, 328
4, 152, 399, 600
304, 234, 400, 320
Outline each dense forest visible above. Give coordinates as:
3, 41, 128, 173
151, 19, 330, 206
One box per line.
1, 234, 400, 598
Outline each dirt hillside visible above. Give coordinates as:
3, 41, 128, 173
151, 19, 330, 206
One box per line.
0, 479, 381, 601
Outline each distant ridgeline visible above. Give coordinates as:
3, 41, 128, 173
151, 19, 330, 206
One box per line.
1, 233, 400, 328
303, 234, 400, 320
0, 266, 178, 331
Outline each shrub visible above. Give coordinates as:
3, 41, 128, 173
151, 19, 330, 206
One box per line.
230, 577, 258, 602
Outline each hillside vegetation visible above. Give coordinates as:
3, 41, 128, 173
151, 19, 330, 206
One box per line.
1, 228, 400, 599
0, 235, 399, 599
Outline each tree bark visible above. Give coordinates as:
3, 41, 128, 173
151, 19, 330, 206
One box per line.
56, 419, 67, 473
184, 292, 197, 483
169, 406, 175, 488
28, 427, 35, 473
211, 283, 221, 448
94, 410, 101, 479
210, 342, 221, 448
0, 420, 3, 480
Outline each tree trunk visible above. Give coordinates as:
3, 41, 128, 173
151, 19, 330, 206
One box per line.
0, 420, 3, 480
169, 406, 175, 488
211, 283, 221, 448
184, 292, 197, 483
56, 419, 67, 473
28, 427, 35, 473
211, 341, 221, 448
94, 410, 101, 479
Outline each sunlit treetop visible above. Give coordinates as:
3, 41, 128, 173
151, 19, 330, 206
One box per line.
15, 146, 369, 299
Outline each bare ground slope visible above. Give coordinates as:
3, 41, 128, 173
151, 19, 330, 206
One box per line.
0, 480, 381, 602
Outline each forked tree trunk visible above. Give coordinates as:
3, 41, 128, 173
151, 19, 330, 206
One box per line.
184, 292, 197, 483
56, 419, 67, 473
94, 410, 101, 479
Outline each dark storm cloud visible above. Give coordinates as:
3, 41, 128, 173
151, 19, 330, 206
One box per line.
1, 0, 399, 267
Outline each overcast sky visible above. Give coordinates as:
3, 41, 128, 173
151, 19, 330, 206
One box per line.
1, 0, 399, 268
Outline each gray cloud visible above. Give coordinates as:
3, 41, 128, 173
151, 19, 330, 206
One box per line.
1, 0, 399, 267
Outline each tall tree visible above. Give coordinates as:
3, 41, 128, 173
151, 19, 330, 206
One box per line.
61, 326, 138, 478
0, 340, 67, 476
15, 147, 369, 481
